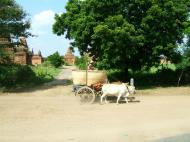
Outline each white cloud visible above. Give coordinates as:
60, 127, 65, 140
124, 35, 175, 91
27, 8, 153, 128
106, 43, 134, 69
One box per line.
33, 10, 55, 26
31, 10, 55, 35
28, 9, 76, 57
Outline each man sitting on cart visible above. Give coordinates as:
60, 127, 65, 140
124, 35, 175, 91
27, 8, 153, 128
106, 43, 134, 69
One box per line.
88, 55, 96, 70
88, 60, 94, 70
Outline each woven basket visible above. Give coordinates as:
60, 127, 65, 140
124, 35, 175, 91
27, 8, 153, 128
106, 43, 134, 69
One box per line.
72, 70, 107, 86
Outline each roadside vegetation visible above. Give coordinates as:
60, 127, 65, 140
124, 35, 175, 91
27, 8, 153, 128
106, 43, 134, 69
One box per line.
0, 61, 61, 91
75, 52, 190, 88
75, 55, 89, 70
46, 51, 64, 68
53, 0, 190, 79
55, 0, 190, 88
1, 0, 190, 91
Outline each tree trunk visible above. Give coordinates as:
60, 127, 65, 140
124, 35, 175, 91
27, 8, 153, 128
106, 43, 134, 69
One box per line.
177, 69, 184, 87
123, 67, 129, 82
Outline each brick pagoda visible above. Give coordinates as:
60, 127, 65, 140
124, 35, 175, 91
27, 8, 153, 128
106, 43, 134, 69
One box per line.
64, 47, 75, 65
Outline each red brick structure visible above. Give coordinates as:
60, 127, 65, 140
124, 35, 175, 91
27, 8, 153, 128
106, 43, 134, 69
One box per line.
32, 55, 42, 65
14, 52, 28, 64
32, 51, 43, 65
0, 37, 43, 65
0, 37, 11, 45
0, 37, 14, 63
64, 47, 75, 65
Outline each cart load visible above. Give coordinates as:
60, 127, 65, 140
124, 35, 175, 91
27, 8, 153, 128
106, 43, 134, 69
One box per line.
72, 70, 107, 86
72, 70, 107, 104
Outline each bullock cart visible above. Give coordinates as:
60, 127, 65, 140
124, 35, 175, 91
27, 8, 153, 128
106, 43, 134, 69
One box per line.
72, 70, 107, 104
72, 70, 136, 104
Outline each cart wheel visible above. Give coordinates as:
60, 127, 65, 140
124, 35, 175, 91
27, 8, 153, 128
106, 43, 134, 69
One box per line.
76, 86, 95, 104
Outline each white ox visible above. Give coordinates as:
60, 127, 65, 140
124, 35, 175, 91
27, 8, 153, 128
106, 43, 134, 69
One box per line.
101, 83, 135, 104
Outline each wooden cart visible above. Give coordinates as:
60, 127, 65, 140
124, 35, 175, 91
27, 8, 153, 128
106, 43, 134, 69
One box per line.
72, 70, 107, 104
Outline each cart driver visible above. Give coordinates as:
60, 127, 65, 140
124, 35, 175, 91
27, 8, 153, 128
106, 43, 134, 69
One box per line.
88, 60, 94, 70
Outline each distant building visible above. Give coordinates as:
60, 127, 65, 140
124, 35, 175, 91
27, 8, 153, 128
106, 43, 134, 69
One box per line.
0, 36, 43, 65
31, 51, 43, 65
64, 47, 75, 65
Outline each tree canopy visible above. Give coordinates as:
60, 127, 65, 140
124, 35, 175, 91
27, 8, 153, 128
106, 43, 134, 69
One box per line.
0, 0, 31, 38
53, 0, 190, 73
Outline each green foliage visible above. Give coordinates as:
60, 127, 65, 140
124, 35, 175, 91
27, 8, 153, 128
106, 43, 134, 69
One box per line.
0, 46, 14, 64
75, 55, 88, 70
106, 64, 189, 87
106, 69, 125, 82
47, 51, 63, 68
149, 64, 176, 73
177, 47, 190, 70
0, 0, 31, 38
131, 69, 179, 87
175, 47, 190, 86
31, 61, 60, 82
0, 63, 60, 89
53, 0, 190, 75
0, 64, 37, 88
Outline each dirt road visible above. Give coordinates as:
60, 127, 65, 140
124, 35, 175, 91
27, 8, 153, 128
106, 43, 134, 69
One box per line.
0, 66, 190, 142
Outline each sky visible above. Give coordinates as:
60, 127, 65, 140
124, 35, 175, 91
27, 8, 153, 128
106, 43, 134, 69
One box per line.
15, 0, 79, 57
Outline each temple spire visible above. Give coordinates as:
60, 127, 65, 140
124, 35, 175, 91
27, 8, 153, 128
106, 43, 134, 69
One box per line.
38, 50, 41, 56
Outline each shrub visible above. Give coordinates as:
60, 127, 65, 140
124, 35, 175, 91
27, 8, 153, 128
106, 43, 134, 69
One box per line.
0, 62, 60, 90
31, 61, 60, 82
106, 69, 127, 82
176, 47, 190, 86
75, 56, 88, 70
47, 52, 63, 68
106, 65, 189, 88
0, 64, 38, 88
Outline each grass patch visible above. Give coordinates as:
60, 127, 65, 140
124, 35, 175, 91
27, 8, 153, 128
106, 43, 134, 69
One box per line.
0, 62, 61, 91
31, 62, 60, 82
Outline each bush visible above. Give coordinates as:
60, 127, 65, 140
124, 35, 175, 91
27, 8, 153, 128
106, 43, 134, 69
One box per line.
0, 62, 61, 90
0, 64, 38, 88
31, 61, 60, 82
106, 69, 127, 82
106, 65, 189, 87
47, 52, 63, 68
75, 56, 88, 70
176, 47, 190, 86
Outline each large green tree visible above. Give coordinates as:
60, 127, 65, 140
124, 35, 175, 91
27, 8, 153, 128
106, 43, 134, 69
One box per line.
0, 0, 31, 39
53, 0, 190, 75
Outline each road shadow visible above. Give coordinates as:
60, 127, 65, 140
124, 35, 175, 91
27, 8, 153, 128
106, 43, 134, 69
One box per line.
7, 79, 72, 93
152, 133, 190, 142
93, 96, 140, 104
137, 84, 190, 90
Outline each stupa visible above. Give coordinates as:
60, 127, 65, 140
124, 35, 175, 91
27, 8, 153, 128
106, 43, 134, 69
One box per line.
64, 47, 75, 65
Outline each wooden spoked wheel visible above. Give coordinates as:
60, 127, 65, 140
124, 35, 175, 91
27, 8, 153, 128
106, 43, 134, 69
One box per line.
76, 86, 95, 104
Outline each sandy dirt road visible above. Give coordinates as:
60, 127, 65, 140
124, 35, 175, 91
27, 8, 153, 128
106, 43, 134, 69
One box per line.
0, 66, 190, 142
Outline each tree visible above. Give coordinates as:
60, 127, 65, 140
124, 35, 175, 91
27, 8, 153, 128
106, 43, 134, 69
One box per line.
75, 55, 89, 70
47, 52, 63, 68
177, 46, 190, 86
0, 0, 31, 39
53, 0, 190, 77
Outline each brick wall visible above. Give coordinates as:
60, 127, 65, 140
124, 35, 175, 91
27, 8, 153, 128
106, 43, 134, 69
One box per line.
32, 55, 43, 65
